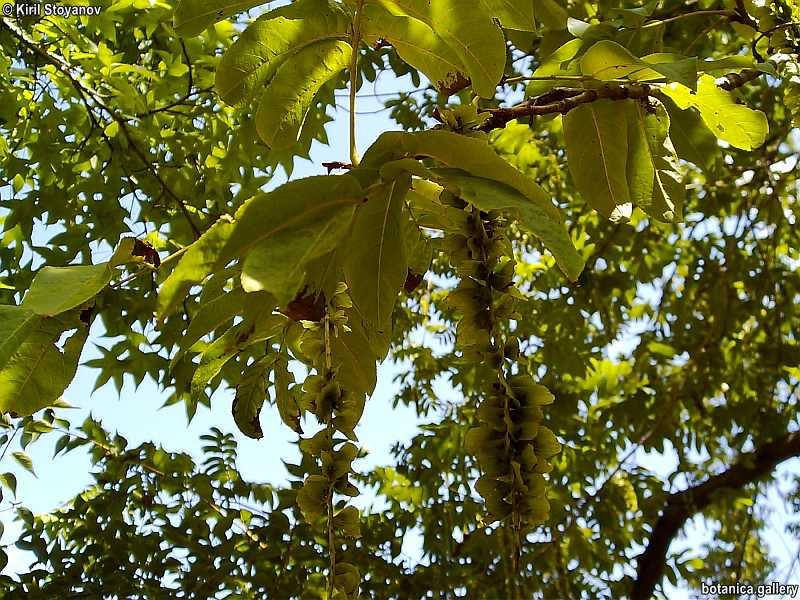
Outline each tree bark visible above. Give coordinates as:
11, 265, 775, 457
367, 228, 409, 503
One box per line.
631, 431, 800, 600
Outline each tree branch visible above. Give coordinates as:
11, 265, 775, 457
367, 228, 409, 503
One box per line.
631, 431, 800, 600
480, 67, 768, 131
1, 17, 202, 239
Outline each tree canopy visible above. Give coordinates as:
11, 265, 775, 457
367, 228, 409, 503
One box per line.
1, 0, 799, 598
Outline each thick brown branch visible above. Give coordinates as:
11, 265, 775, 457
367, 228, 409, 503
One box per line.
631, 431, 800, 600
717, 67, 765, 91
481, 66, 767, 131
479, 84, 652, 131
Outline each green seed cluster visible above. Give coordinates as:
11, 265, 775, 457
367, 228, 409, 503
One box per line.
445, 202, 561, 531
292, 284, 363, 599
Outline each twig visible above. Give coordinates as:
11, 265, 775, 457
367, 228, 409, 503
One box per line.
641, 9, 736, 29
348, 0, 365, 166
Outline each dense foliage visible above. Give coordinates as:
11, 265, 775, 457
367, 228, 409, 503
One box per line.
1, 0, 799, 597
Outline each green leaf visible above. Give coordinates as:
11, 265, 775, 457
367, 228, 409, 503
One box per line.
661, 96, 719, 167
22, 238, 135, 316
661, 74, 768, 150
0, 306, 40, 368
563, 100, 632, 221
233, 176, 363, 306
525, 38, 582, 98
332, 505, 361, 538
334, 562, 361, 596
786, 82, 800, 129
0, 309, 89, 417
255, 40, 351, 149
0, 472, 16, 496
376, 0, 506, 97
609, 0, 658, 19
158, 216, 236, 319
432, 169, 585, 281
173, 0, 266, 37
274, 354, 302, 434
625, 101, 684, 222
532, 0, 568, 30
361, 4, 468, 96
190, 324, 244, 400
190, 312, 284, 400
344, 177, 410, 357
215, 4, 349, 105
296, 474, 329, 520
698, 56, 776, 75
175, 287, 247, 365
361, 130, 584, 280
479, 0, 536, 31
331, 315, 378, 397
12, 174, 24, 194
232, 356, 269, 439
580, 41, 697, 90
12, 451, 35, 477
534, 426, 561, 458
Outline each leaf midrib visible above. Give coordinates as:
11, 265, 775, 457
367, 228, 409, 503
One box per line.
589, 105, 621, 210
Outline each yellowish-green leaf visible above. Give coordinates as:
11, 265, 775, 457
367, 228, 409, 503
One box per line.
158, 215, 236, 319
215, 4, 349, 105
479, 0, 536, 31
581, 41, 697, 89
376, 0, 505, 97
22, 238, 135, 317
432, 168, 585, 281
234, 176, 363, 306
344, 176, 410, 358
361, 3, 468, 96
331, 315, 378, 396
0, 310, 88, 417
361, 130, 584, 280
661, 96, 719, 167
232, 356, 269, 439
173, 0, 267, 37
661, 74, 768, 150
256, 40, 351, 149
533, 0, 568, 30
525, 38, 582, 98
